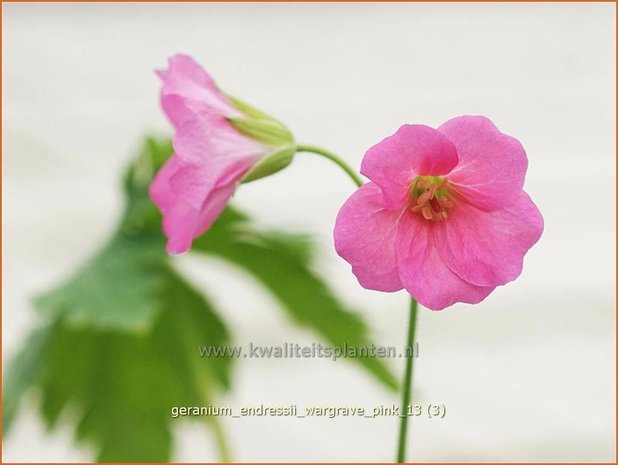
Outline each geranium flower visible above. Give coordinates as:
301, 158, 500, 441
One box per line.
334, 116, 543, 310
150, 54, 294, 254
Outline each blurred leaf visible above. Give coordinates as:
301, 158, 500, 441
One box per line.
4, 134, 397, 464
124, 137, 173, 196
36, 269, 232, 462
194, 219, 399, 391
258, 230, 314, 263
2, 325, 53, 432
6, 137, 235, 461
34, 232, 167, 331
34, 137, 169, 331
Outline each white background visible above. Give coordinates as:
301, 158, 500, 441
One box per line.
3, 2, 615, 462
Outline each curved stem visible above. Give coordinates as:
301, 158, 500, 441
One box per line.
396, 298, 419, 463
296, 144, 364, 187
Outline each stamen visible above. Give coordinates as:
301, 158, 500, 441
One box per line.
417, 191, 431, 206
409, 175, 454, 222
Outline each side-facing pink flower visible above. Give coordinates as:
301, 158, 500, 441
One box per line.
334, 116, 543, 310
150, 54, 294, 254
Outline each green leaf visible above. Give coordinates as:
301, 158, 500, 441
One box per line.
5, 134, 397, 464
34, 231, 168, 331
36, 269, 233, 462
193, 214, 399, 391
2, 324, 53, 434
10, 135, 236, 460
34, 138, 171, 331
124, 137, 173, 197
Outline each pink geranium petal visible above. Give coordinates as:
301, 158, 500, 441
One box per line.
361, 124, 459, 209
150, 154, 181, 214
159, 54, 241, 128
170, 116, 263, 211
434, 191, 544, 287
149, 154, 239, 254
150, 55, 276, 253
191, 181, 238, 242
149, 155, 196, 254
395, 212, 496, 310
334, 182, 404, 292
333, 115, 543, 309
439, 115, 528, 211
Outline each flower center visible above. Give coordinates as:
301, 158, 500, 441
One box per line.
409, 176, 454, 221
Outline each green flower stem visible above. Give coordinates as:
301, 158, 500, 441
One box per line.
209, 416, 232, 462
396, 298, 419, 463
194, 348, 231, 462
295, 144, 364, 187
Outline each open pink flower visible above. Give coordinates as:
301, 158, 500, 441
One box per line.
150, 54, 293, 254
334, 116, 543, 310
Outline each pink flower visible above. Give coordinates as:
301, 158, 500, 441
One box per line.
150, 54, 293, 254
334, 116, 543, 310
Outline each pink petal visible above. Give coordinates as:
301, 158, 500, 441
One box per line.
149, 155, 237, 254
158, 54, 240, 128
149, 154, 181, 213
439, 116, 528, 211
361, 125, 459, 209
181, 181, 238, 251
433, 191, 544, 287
395, 212, 496, 310
334, 183, 404, 292
170, 115, 264, 211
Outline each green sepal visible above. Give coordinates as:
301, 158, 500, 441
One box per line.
228, 116, 294, 146
227, 94, 294, 145
241, 144, 296, 183
227, 95, 279, 122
